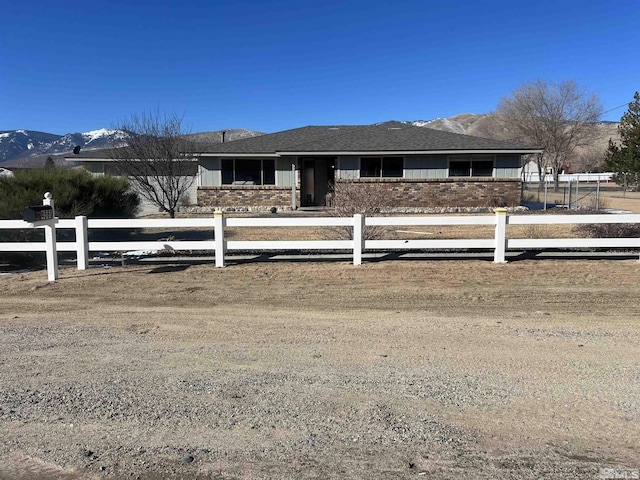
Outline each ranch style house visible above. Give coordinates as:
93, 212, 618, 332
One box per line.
71, 121, 542, 213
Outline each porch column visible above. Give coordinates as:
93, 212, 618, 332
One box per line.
291, 163, 297, 210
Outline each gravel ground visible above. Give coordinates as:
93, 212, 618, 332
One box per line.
1, 260, 639, 479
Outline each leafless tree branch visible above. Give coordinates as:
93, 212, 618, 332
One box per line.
108, 111, 197, 217
495, 80, 603, 191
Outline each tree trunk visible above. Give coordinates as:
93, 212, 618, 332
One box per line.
554, 171, 561, 192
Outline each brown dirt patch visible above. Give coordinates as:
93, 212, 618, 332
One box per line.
1, 260, 639, 478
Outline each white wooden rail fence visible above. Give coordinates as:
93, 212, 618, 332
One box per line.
2, 196, 640, 281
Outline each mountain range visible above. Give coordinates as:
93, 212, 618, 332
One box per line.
0, 114, 620, 170
0, 128, 263, 168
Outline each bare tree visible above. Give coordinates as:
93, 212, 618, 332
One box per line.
495, 80, 602, 190
570, 145, 607, 173
108, 111, 197, 218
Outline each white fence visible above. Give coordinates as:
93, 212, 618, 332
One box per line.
2, 196, 640, 281
523, 172, 614, 183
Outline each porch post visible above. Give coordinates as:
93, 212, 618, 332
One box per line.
291, 163, 297, 210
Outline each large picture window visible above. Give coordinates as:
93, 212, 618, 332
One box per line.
449, 158, 494, 177
221, 159, 276, 185
360, 157, 403, 178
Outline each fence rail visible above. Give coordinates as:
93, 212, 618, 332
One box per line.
2, 195, 640, 281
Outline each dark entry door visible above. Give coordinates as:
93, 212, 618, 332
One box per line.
300, 158, 336, 207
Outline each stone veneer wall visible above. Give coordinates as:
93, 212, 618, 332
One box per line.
197, 178, 521, 211
198, 185, 297, 211
334, 178, 521, 208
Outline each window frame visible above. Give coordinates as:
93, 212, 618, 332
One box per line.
359, 156, 404, 178
221, 158, 276, 186
448, 156, 495, 178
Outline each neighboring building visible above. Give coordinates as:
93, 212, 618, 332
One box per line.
66, 150, 199, 216
195, 121, 541, 211
69, 121, 542, 213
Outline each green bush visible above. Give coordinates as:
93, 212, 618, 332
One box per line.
0, 168, 139, 268
0, 167, 139, 219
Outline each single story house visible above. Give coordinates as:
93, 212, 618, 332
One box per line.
195, 121, 541, 211
69, 121, 542, 213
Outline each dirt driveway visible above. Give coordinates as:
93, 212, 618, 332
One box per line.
1, 259, 639, 479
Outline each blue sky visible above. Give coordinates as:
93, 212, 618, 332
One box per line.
1, 0, 638, 134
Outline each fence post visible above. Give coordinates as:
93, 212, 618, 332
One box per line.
494, 208, 507, 264
353, 213, 364, 265
42, 192, 59, 281
75, 216, 89, 270
214, 210, 226, 267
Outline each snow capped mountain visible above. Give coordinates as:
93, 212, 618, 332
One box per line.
0, 130, 61, 163
412, 118, 467, 135
0, 128, 132, 167
0, 127, 263, 168
0, 116, 617, 168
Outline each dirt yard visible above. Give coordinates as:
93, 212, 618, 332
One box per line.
1, 258, 639, 479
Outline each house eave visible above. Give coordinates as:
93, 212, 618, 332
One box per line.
280, 149, 543, 156
196, 149, 542, 158
196, 153, 281, 158
65, 157, 198, 162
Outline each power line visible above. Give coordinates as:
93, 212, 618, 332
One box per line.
602, 102, 628, 116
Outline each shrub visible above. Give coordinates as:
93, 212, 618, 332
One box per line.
326, 181, 389, 240
0, 167, 139, 219
0, 168, 139, 268
573, 222, 640, 238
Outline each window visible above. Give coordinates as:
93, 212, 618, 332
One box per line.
221, 159, 276, 185
360, 157, 403, 178
449, 158, 494, 177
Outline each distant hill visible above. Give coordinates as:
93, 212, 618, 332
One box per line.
0, 128, 263, 168
0, 129, 129, 168
0, 130, 62, 163
409, 113, 620, 172
1, 116, 620, 172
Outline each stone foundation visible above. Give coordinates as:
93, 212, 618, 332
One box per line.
197, 178, 521, 211
334, 178, 521, 208
197, 185, 297, 212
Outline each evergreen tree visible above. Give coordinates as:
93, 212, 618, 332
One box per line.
604, 92, 640, 190
0, 168, 139, 219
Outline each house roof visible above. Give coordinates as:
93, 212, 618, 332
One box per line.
196, 121, 542, 156
68, 121, 542, 161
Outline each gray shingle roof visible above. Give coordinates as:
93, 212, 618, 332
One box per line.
197, 121, 541, 155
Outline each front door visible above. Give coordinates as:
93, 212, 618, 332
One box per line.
300, 158, 336, 207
